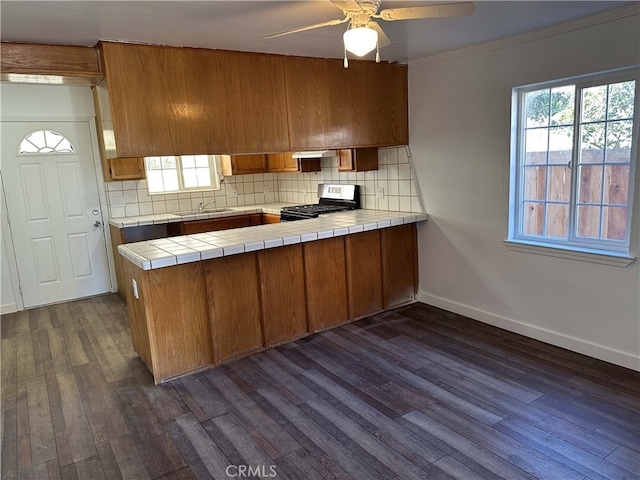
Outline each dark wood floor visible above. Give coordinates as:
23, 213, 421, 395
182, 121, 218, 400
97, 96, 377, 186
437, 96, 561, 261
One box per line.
1, 295, 639, 480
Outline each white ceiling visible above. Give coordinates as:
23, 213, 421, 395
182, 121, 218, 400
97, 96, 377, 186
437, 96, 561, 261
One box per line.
0, 1, 635, 62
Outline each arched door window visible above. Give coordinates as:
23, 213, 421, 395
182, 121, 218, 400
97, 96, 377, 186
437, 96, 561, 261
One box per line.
18, 130, 76, 154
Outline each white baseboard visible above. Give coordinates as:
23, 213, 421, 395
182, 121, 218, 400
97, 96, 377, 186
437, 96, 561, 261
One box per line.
417, 291, 640, 372
1, 303, 18, 315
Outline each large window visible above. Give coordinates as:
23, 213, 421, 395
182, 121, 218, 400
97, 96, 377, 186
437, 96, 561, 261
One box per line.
144, 155, 220, 194
509, 68, 638, 258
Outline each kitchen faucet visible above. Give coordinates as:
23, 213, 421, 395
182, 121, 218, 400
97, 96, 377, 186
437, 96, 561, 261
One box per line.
198, 199, 216, 212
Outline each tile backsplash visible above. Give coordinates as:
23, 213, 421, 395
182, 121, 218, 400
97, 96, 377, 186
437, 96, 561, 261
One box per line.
105, 146, 423, 218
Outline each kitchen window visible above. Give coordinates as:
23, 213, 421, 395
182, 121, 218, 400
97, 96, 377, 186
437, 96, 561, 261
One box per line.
145, 155, 220, 194
507, 68, 639, 264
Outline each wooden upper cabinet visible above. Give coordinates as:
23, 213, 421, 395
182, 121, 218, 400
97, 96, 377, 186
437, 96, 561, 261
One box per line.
213, 51, 289, 154
266, 152, 321, 173
109, 157, 145, 181
95, 42, 289, 158
284, 56, 408, 150
94, 42, 407, 158
338, 148, 378, 172
220, 154, 267, 175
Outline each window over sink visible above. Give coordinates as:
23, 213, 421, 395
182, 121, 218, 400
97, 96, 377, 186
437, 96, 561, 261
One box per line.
144, 155, 220, 194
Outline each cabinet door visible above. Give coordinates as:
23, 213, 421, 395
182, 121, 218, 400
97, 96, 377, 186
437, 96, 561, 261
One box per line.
258, 244, 308, 346
214, 51, 289, 153
109, 157, 145, 180
338, 149, 354, 171
262, 213, 281, 224
267, 153, 319, 173
304, 237, 349, 332
285, 57, 332, 150
381, 224, 418, 309
100, 42, 209, 157
181, 215, 252, 234
98, 43, 290, 157
205, 253, 263, 364
129, 262, 212, 383
338, 148, 378, 172
221, 154, 267, 175
266, 153, 285, 172
345, 230, 383, 319
281, 152, 300, 172
285, 57, 408, 149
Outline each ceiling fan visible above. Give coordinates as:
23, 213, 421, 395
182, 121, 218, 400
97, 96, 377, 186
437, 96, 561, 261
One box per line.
264, 0, 475, 67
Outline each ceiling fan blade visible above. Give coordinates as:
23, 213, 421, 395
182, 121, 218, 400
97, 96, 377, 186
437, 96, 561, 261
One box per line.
264, 17, 349, 39
329, 0, 363, 13
370, 22, 391, 48
378, 2, 474, 21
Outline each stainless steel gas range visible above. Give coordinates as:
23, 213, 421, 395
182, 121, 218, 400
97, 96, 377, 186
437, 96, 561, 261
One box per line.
280, 184, 360, 222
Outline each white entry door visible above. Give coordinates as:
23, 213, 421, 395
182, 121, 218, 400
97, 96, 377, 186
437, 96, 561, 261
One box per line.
1, 121, 111, 308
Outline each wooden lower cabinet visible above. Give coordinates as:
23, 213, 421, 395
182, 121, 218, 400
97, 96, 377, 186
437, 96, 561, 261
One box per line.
121, 223, 419, 383
258, 245, 308, 346
205, 253, 264, 364
304, 237, 349, 331
167, 215, 253, 235
381, 223, 418, 308
262, 213, 281, 224
109, 225, 127, 302
345, 230, 383, 319
126, 262, 213, 383
110, 224, 170, 301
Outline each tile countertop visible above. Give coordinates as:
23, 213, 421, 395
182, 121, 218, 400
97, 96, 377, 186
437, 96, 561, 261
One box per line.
108, 203, 292, 228
117, 209, 428, 270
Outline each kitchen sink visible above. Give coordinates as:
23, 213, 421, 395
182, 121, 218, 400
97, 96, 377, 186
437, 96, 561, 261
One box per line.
172, 208, 232, 216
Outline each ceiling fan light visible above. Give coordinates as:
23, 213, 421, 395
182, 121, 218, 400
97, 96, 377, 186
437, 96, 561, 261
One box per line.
343, 26, 377, 57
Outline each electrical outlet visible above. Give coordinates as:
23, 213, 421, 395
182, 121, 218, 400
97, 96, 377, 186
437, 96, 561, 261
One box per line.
376, 187, 385, 199
110, 196, 126, 208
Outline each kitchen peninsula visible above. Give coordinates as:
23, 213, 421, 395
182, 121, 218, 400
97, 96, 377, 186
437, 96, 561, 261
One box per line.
116, 207, 427, 384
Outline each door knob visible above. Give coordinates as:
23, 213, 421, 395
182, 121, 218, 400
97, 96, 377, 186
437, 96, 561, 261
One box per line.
94, 221, 102, 227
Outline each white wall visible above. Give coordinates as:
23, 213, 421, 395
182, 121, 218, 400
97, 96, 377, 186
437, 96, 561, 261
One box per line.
409, 8, 640, 370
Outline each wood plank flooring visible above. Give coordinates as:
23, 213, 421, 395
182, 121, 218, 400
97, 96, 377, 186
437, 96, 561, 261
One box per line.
1, 294, 639, 479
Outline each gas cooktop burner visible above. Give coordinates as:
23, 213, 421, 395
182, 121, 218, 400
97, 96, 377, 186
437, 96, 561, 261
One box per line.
280, 184, 360, 222
283, 204, 350, 214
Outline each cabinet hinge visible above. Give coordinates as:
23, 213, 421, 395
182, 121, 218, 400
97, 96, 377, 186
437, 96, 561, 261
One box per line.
18, 284, 22, 295
6, 213, 9, 225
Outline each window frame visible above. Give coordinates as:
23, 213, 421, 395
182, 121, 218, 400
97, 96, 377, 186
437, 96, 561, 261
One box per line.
144, 154, 220, 195
508, 67, 639, 261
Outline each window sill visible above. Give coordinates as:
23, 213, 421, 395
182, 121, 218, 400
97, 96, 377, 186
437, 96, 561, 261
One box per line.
503, 240, 636, 267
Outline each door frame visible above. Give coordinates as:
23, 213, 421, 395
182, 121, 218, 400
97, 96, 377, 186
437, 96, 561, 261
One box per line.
1, 111, 117, 311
